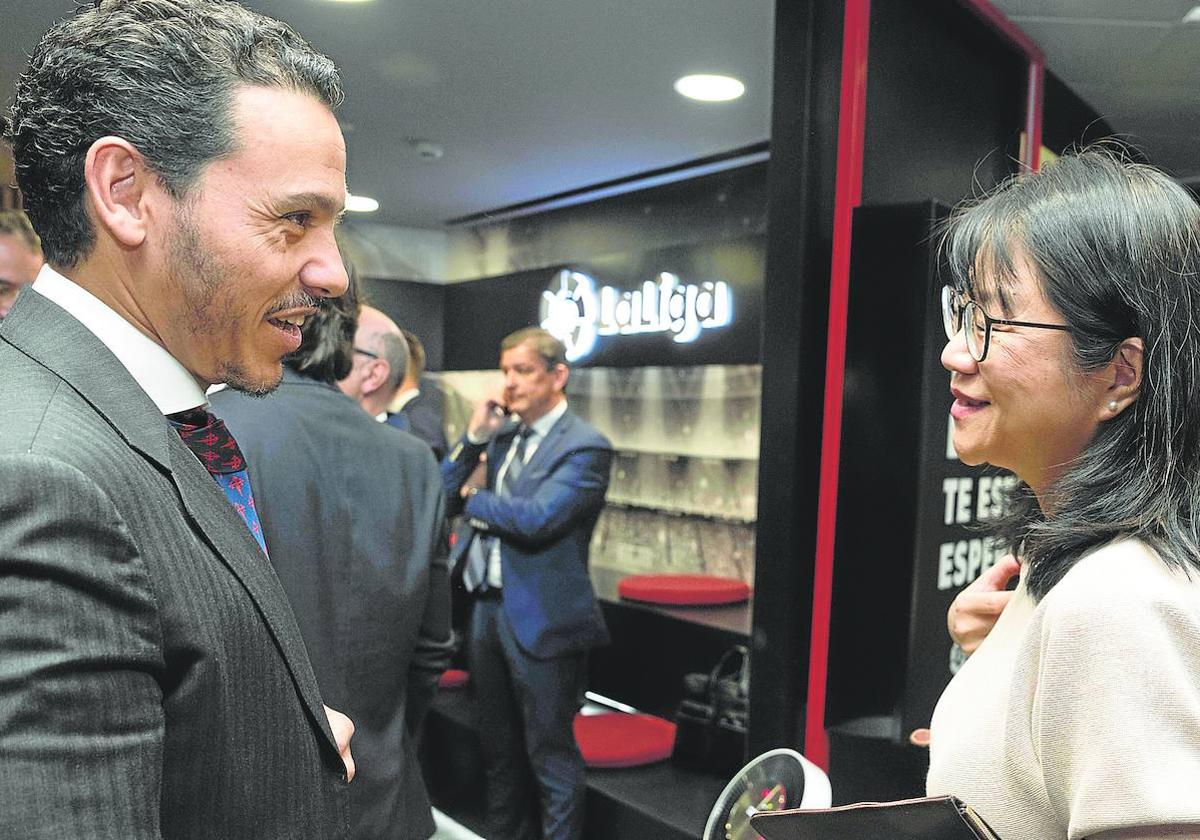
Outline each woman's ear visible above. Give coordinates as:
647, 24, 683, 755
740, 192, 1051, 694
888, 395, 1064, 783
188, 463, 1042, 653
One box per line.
83, 136, 154, 249
1102, 337, 1143, 419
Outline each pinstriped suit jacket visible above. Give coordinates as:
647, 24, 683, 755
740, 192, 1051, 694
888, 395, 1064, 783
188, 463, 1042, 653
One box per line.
0, 291, 349, 839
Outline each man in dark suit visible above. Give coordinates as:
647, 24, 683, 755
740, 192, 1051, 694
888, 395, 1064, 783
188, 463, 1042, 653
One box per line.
443, 327, 612, 840
387, 329, 449, 460
0, 2, 355, 836
212, 268, 453, 839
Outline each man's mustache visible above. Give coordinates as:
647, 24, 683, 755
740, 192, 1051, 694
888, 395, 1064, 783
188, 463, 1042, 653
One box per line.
266, 293, 321, 317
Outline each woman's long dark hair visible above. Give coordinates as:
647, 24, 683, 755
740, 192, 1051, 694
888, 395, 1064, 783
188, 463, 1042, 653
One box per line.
941, 148, 1200, 599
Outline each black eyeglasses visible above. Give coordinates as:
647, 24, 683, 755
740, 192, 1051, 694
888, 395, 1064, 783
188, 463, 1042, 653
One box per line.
941, 285, 1071, 362
353, 347, 380, 360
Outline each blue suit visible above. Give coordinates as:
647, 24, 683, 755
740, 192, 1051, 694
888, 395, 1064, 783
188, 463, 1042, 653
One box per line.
443, 407, 611, 839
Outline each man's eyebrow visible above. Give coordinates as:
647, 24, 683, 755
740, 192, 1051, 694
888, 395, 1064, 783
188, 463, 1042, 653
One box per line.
280, 192, 345, 217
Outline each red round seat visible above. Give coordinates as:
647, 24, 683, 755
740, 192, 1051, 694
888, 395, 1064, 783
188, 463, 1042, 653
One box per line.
617, 573, 751, 606
574, 712, 676, 769
438, 668, 470, 689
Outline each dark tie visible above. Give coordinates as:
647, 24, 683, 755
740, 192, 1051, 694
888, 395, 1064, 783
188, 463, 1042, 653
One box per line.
501, 425, 533, 494
464, 425, 533, 592
168, 407, 269, 556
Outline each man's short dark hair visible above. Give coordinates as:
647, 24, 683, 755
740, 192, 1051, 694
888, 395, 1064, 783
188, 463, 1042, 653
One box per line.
5, 0, 342, 268
500, 327, 568, 371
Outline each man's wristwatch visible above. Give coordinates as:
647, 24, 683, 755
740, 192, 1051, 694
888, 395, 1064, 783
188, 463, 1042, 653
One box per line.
465, 486, 480, 499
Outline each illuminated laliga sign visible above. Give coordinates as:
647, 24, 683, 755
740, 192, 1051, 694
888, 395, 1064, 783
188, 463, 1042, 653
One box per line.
539, 268, 734, 362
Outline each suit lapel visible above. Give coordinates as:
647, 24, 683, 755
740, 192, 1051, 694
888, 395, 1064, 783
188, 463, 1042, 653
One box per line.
168, 437, 335, 750
512, 410, 571, 492
4, 292, 336, 753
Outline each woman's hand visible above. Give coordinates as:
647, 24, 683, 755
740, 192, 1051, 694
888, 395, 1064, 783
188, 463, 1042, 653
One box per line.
323, 704, 355, 782
947, 554, 1020, 655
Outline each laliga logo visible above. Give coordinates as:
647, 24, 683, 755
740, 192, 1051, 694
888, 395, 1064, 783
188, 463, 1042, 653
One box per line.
540, 268, 734, 362
539, 270, 601, 363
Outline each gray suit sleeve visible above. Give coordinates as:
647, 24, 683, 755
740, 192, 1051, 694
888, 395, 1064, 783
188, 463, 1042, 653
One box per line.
0, 454, 165, 839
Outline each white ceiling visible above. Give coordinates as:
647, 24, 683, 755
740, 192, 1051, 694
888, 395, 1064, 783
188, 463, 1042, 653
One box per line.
2, 1, 1200, 227
995, 0, 1200, 180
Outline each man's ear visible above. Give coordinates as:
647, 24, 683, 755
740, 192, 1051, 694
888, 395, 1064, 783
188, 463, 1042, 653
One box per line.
1102, 337, 1143, 418
361, 359, 391, 397
83, 136, 156, 249
551, 362, 569, 393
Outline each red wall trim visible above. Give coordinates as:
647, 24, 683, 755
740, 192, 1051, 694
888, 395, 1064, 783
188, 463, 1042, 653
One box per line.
1025, 60, 1045, 172
804, 0, 871, 770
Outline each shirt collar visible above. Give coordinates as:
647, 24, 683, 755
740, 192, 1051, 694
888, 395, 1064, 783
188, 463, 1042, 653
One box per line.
31, 265, 209, 415
525, 398, 567, 439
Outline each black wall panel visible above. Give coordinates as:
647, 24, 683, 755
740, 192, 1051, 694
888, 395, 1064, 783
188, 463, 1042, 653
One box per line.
360, 276, 448, 372
862, 0, 1024, 206
442, 236, 764, 371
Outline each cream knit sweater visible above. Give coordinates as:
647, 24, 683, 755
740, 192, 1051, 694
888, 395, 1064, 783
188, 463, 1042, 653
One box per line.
927, 538, 1200, 839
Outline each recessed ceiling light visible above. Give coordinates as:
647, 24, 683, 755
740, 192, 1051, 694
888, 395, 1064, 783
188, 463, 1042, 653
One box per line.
345, 193, 379, 213
674, 74, 745, 102
1184, 5, 1200, 22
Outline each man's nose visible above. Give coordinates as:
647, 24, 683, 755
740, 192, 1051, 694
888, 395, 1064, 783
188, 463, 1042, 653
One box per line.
301, 235, 349, 299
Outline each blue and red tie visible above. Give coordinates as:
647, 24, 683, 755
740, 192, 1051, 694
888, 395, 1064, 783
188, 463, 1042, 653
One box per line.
168, 407, 269, 557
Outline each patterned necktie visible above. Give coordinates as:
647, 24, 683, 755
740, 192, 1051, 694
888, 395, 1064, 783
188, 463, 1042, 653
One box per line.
464, 425, 533, 592
168, 407, 269, 556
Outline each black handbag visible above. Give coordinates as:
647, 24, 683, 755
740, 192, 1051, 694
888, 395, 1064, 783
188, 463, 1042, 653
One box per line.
671, 645, 750, 776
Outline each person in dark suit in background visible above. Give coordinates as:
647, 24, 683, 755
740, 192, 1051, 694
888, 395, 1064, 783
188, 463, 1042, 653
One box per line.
212, 264, 453, 840
387, 329, 449, 460
443, 327, 612, 840
0, 1, 355, 837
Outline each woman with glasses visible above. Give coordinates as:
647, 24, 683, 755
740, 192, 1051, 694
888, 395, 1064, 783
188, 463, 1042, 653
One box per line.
925, 149, 1200, 840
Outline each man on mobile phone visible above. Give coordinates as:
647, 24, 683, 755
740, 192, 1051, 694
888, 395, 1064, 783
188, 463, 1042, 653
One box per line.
443, 327, 612, 840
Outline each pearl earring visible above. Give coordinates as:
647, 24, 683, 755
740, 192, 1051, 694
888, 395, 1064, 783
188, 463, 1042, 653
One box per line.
1107, 400, 1119, 412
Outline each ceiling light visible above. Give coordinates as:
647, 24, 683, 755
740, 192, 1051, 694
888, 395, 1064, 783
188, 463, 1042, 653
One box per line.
673, 74, 745, 102
345, 193, 379, 213
1184, 5, 1200, 22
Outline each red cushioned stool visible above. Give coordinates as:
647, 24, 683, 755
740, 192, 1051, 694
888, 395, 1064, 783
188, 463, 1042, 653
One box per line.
438, 668, 470, 689
573, 712, 676, 769
617, 573, 751, 606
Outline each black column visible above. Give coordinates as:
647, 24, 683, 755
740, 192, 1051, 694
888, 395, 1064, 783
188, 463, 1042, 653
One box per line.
749, 0, 847, 757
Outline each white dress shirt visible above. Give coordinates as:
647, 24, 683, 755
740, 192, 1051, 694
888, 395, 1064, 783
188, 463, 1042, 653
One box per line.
31, 265, 208, 414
